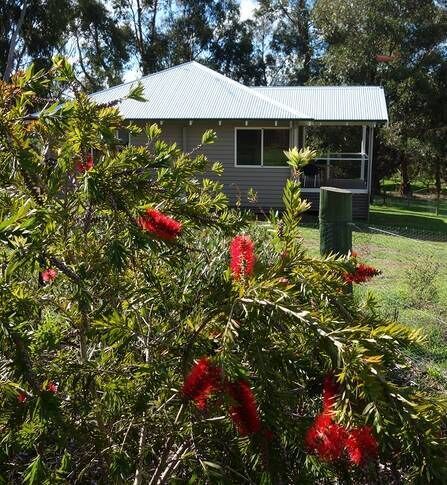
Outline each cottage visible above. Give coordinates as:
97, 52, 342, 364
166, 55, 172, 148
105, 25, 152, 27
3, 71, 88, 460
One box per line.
91, 61, 388, 219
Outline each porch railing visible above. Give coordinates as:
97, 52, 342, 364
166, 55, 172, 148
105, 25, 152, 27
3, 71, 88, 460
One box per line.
300, 152, 368, 189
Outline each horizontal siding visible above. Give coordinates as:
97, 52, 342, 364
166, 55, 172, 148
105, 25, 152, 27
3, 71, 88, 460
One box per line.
127, 120, 370, 217
184, 122, 289, 208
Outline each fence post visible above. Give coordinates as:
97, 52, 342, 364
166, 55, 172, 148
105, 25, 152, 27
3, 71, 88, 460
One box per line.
319, 187, 352, 256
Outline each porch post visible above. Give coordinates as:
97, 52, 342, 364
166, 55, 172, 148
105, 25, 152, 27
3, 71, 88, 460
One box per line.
367, 126, 374, 197
182, 126, 188, 152
292, 121, 299, 148
361, 126, 366, 181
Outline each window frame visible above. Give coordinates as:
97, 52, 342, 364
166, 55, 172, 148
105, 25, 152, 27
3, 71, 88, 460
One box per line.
234, 127, 292, 168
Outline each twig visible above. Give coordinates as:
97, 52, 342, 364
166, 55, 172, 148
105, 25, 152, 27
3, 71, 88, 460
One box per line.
47, 255, 81, 283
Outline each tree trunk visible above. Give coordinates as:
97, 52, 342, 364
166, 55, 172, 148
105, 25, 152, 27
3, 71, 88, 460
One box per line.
399, 156, 412, 196
434, 160, 441, 216
297, 0, 312, 82
3, 0, 28, 81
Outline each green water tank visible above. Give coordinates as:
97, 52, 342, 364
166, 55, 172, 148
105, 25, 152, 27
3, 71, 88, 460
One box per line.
319, 187, 352, 256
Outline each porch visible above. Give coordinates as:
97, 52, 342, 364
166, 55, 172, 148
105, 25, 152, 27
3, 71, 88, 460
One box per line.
297, 124, 374, 218
300, 153, 368, 191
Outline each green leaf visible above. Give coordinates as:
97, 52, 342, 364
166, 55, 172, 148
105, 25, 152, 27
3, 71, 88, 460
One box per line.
54, 450, 72, 481
145, 123, 162, 141
284, 146, 317, 170
52, 55, 75, 81
23, 456, 48, 485
201, 129, 217, 145
127, 82, 146, 101
210, 161, 223, 175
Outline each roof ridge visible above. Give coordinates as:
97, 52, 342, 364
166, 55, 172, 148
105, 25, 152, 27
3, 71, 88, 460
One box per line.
192, 62, 312, 119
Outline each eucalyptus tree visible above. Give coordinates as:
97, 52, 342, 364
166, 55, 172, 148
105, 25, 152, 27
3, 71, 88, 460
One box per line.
313, 0, 447, 195
253, 0, 317, 85
1, 0, 72, 79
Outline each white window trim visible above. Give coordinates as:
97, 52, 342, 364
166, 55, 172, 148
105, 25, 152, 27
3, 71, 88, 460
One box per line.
234, 127, 291, 169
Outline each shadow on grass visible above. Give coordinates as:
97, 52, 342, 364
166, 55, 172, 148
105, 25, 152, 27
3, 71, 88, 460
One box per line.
369, 208, 447, 234
302, 210, 447, 242
373, 195, 447, 217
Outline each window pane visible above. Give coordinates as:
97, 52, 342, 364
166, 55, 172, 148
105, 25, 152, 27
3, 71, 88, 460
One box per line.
263, 129, 290, 166
236, 129, 261, 165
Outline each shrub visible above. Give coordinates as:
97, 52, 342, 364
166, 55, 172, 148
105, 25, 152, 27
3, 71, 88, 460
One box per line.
0, 59, 446, 483
405, 255, 440, 307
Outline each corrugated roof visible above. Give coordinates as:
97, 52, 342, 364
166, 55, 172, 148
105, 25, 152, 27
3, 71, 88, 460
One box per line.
91, 61, 310, 120
91, 62, 388, 122
252, 86, 388, 122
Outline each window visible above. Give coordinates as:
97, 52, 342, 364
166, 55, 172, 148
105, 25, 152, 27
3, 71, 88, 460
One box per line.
236, 129, 262, 165
235, 128, 290, 167
263, 129, 290, 166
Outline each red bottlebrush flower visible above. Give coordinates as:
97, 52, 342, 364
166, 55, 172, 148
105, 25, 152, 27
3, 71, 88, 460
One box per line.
75, 153, 94, 173
137, 208, 182, 241
41, 268, 58, 283
46, 381, 58, 394
345, 426, 378, 466
322, 374, 339, 414
344, 263, 380, 284
182, 357, 222, 410
17, 392, 27, 404
85, 153, 94, 171
305, 414, 347, 462
226, 379, 261, 436
229, 235, 255, 279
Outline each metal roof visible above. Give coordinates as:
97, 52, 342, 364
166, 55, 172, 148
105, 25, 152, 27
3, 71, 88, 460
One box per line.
252, 86, 388, 122
91, 61, 388, 123
91, 61, 310, 120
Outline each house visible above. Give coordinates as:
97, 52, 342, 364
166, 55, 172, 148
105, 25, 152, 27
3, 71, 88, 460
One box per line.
91, 61, 389, 219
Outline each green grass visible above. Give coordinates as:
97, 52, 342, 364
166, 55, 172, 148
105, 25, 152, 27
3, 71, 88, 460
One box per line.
380, 178, 447, 197
299, 224, 447, 389
370, 196, 447, 233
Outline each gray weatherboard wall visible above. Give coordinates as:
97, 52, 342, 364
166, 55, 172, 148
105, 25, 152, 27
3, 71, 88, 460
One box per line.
130, 120, 369, 218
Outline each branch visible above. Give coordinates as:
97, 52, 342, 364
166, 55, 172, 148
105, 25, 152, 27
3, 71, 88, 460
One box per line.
47, 255, 81, 284
3, 0, 28, 81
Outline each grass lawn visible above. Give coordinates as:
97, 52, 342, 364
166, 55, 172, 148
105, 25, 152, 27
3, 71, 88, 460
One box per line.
299, 223, 447, 389
370, 196, 447, 234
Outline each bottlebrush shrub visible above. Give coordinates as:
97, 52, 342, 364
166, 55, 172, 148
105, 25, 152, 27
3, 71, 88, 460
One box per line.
0, 59, 446, 484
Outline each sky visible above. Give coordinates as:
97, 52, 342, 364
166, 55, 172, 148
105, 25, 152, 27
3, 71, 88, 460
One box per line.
240, 0, 258, 21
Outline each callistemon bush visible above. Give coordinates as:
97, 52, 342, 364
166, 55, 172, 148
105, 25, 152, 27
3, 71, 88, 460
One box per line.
0, 59, 446, 484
